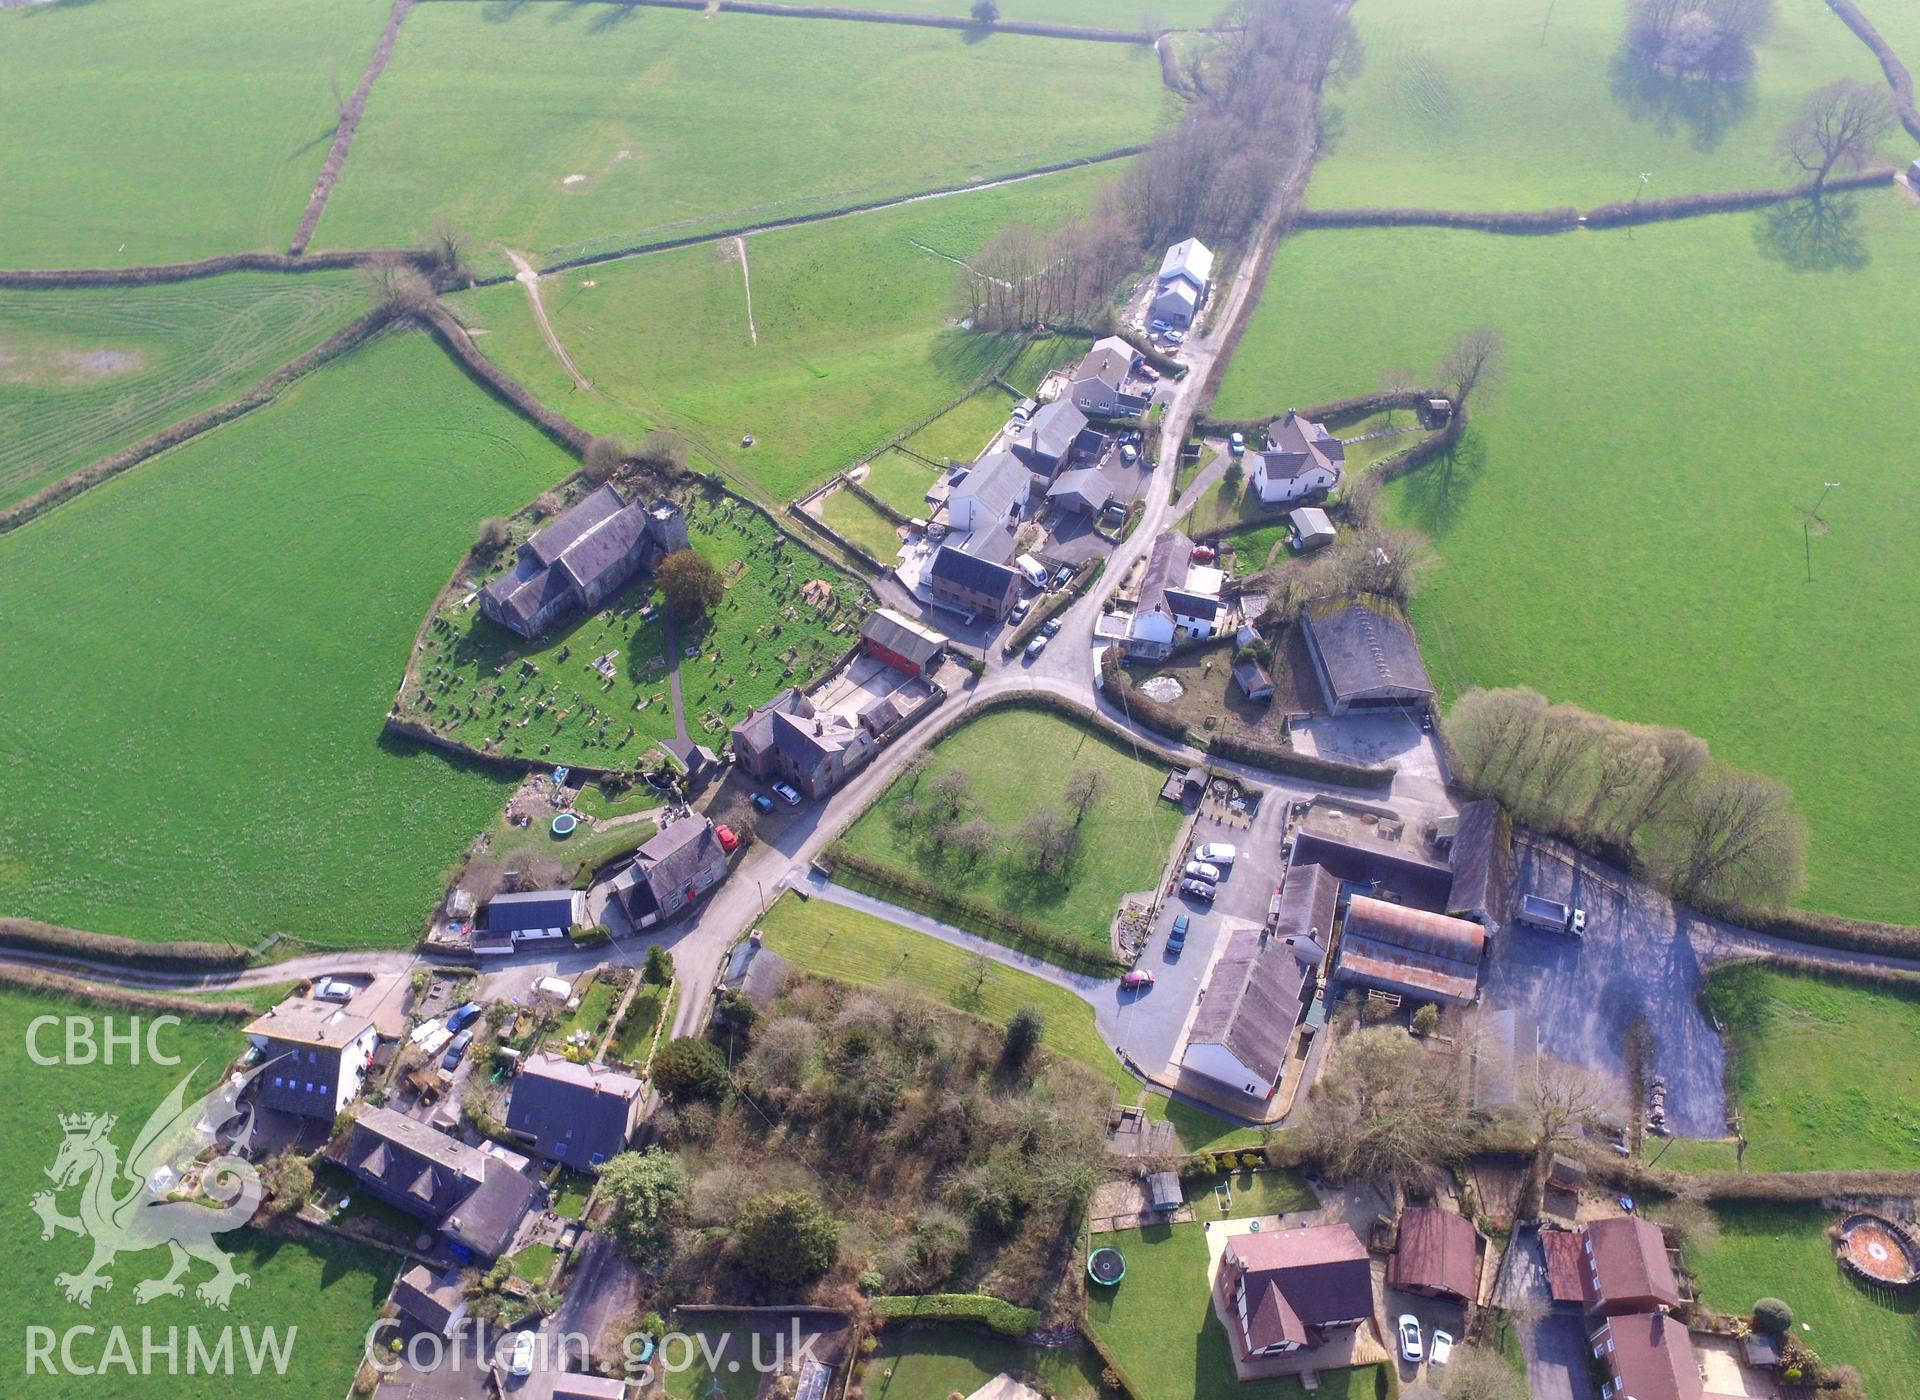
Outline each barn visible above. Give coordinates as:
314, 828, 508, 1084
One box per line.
859, 608, 948, 678
1300, 594, 1435, 715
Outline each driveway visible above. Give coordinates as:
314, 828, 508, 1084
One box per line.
1482, 839, 1726, 1137
1494, 1225, 1598, 1400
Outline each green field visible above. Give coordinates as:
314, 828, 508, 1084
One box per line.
859, 449, 951, 516
1689, 1202, 1920, 1400
0, 989, 393, 1399
0, 0, 386, 268
1087, 1224, 1385, 1400
448, 166, 1111, 501
1215, 202, 1920, 921
778, 0, 1229, 27
1698, 964, 1920, 1172
870, 1328, 1107, 1400
405, 490, 861, 764
317, 4, 1166, 267
0, 272, 367, 509
818, 484, 905, 561
840, 707, 1184, 951
900, 389, 1017, 469
0, 329, 576, 943
1311, 0, 1883, 211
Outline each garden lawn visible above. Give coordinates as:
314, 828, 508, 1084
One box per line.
840, 707, 1183, 952
1311, 0, 1883, 212
446, 165, 1112, 502
405, 490, 859, 765
607, 981, 671, 1068
0, 272, 367, 509
1689, 1202, 1920, 1400
870, 1328, 1107, 1400
860, 448, 950, 516
0, 328, 573, 943
1697, 964, 1920, 1172
757, 894, 1264, 1152
317, 4, 1167, 269
818, 485, 905, 561
550, 1171, 594, 1220
508, 1242, 558, 1284
902, 389, 1018, 468
1185, 1167, 1316, 1220
1087, 1224, 1385, 1400
0, 0, 386, 268
0, 988, 393, 1400
1213, 202, 1920, 921
554, 975, 620, 1047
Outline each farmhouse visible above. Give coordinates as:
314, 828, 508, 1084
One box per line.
731, 688, 877, 799
1300, 595, 1435, 715
481, 487, 688, 639
506, 1052, 644, 1166
1182, 924, 1314, 1099
243, 996, 378, 1122
928, 544, 1024, 621
1288, 506, 1336, 551
607, 814, 731, 928
859, 607, 947, 679
1153, 236, 1214, 328
1249, 411, 1343, 505
484, 888, 584, 947
1387, 1207, 1483, 1304
1335, 895, 1486, 1006
332, 1105, 537, 1261
1122, 528, 1223, 659
1213, 1223, 1375, 1362
1005, 398, 1092, 476
1287, 797, 1454, 910
1062, 336, 1148, 417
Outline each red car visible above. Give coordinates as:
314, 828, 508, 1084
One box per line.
1190, 545, 1216, 562
715, 824, 740, 853
1120, 970, 1156, 990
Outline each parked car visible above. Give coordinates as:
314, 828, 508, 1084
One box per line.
441, 1028, 474, 1071
446, 1001, 483, 1033
508, 1332, 536, 1377
1190, 544, 1216, 563
1120, 969, 1156, 990
314, 977, 354, 1003
1168, 914, 1189, 951
1164, 330, 1185, 344
750, 792, 775, 814
1195, 842, 1237, 865
714, 823, 740, 853
1150, 318, 1170, 334
1121, 444, 1138, 463
1183, 860, 1222, 883
1179, 878, 1216, 902
1009, 599, 1033, 624
1025, 634, 1049, 657
1042, 616, 1064, 638
1397, 1316, 1423, 1364
771, 782, 802, 806
1430, 1330, 1454, 1366
1052, 564, 1074, 589
1229, 431, 1245, 456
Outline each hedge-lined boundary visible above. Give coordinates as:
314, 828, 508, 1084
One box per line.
1373, 408, 1466, 483
290, 0, 416, 255
0, 249, 429, 291
1001, 558, 1101, 655
785, 499, 889, 575
0, 965, 257, 1020
1590, 1155, 1920, 1204
870, 1293, 1039, 1337
417, 302, 593, 454
1098, 647, 1190, 744
1708, 904, 1920, 962
1079, 1319, 1144, 1400
0, 918, 249, 971
1584, 167, 1896, 226
1297, 205, 1578, 234
840, 472, 911, 525
422, 0, 1153, 44
1829, 0, 1920, 144
0, 307, 399, 539
1199, 385, 1441, 436
1204, 731, 1395, 790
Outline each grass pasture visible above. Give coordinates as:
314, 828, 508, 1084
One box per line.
405, 490, 860, 765
901, 390, 1017, 469
0, 988, 393, 1400
1689, 1202, 1920, 1400
782, 0, 1230, 28
840, 706, 1184, 952
448, 164, 1112, 501
0, 272, 367, 509
0, 328, 575, 944
1312, 0, 1883, 212
1214, 202, 1920, 921
869, 1328, 1107, 1400
0, 0, 387, 268
317, 4, 1167, 268
817, 483, 906, 561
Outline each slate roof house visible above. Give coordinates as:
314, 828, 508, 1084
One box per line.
1249, 411, 1344, 505
929, 544, 1024, 622
244, 997, 378, 1122
1387, 1207, 1483, 1303
925, 450, 1032, 621
608, 814, 731, 928
332, 1106, 537, 1260
483, 889, 584, 951
1181, 925, 1315, 1098
481, 487, 688, 639
1005, 398, 1091, 476
1301, 595, 1436, 715
392, 1265, 469, 1336
730, 688, 877, 800
506, 1052, 644, 1166
1153, 237, 1214, 328
944, 451, 1031, 536
1124, 528, 1223, 658
1335, 894, 1486, 1005
859, 608, 947, 678
1062, 336, 1148, 417
1214, 1224, 1374, 1362
1046, 464, 1117, 517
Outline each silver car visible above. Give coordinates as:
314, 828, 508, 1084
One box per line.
1183, 860, 1222, 883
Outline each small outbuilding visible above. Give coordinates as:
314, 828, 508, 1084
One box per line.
1289, 506, 1336, 552
392, 1265, 469, 1336
1233, 660, 1275, 702
1148, 1171, 1183, 1212
860, 607, 948, 678
1387, 1207, 1483, 1304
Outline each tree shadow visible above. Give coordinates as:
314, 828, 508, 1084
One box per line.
1395, 428, 1486, 538
581, 0, 641, 34
1752, 194, 1871, 274
480, 0, 530, 21
1607, 46, 1753, 152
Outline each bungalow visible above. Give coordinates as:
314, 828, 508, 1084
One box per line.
608, 815, 731, 929
1214, 1224, 1374, 1362
860, 608, 947, 679
484, 889, 584, 947
1335, 895, 1486, 1006
1387, 1207, 1483, 1304
481, 487, 687, 639
1233, 660, 1275, 703
1124, 528, 1223, 659
1153, 237, 1214, 329
1249, 411, 1344, 505
331, 1106, 537, 1261
1288, 506, 1336, 552
731, 689, 876, 800
243, 997, 378, 1122
392, 1265, 468, 1337
1061, 337, 1149, 418
1005, 398, 1090, 477
506, 1052, 644, 1166
1300, 595, 1435, 715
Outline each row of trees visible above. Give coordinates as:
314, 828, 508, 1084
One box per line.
894, 762, 1106, 876
1448, 687, 1806, 910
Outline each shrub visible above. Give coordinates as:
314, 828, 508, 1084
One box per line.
644, 943, 674, 985
652, 1037, 730, 1102
1752, 1297, 1793, 1335
1003, 1007, 1045, 1071
598, 1148, 689, 1265
582, 434, 625, 484
1412, 1003, 1439, 1036
734, 1190, 838, 1288
869, 1294, 1038, 1337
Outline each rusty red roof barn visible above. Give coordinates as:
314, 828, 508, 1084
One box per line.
1542, 1228, 1586, 1306
1386, 1207, 1481, 1303
1335, 894, 1486, 1005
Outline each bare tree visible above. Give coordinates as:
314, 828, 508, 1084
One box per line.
1016, 808, 1080, 875
1614, 726, 1709, 835
1064, 767, 1106, 824
1578, 724, 1662, 837
1527, 1057, 1622, 1156
1779, 80, 1895, 190
925, 768, 973, 821
1626, 0, 1775, 81
1663, 763, 1806, 907
949, 819, 996, 871
1437, 1344, 1528, 1400
1438, 326, 1505, 407
362, 257, 434, 314
1300, 1027, 1470, 1188
582, 434, 626, 484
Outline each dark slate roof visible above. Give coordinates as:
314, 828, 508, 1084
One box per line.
393, 1265, 466, 1334
485, 889, 578, 934
1303, 595, 1435, 704
1262, 409, 1345, 477
1008, 398, 1088, 464
1047, 465, 1115, 513
953, 450, 1031, 524
860, 608, 947, 666
660, 737, 720, 773
528, 485, 629, 567
483, 485, 653, 630
731, 688, 812, 761
338, 1106, 486, 1218
1189, 928, 1310, 1086
930, 543, 1021, 599
1229, 1225, 1374, 1352
1387, 1207, 1481, 1301
1137, 528, 1196, 619
1288, 830, 1453, 910
442, 1157, 539, 1259
616, 816, 727, 920
1164, 587, 1221, 622
1075, 337, 1137, 392
1271, 863, 1338, 946
1446, 799, 1505, 920
506, 1052, 642, 1161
